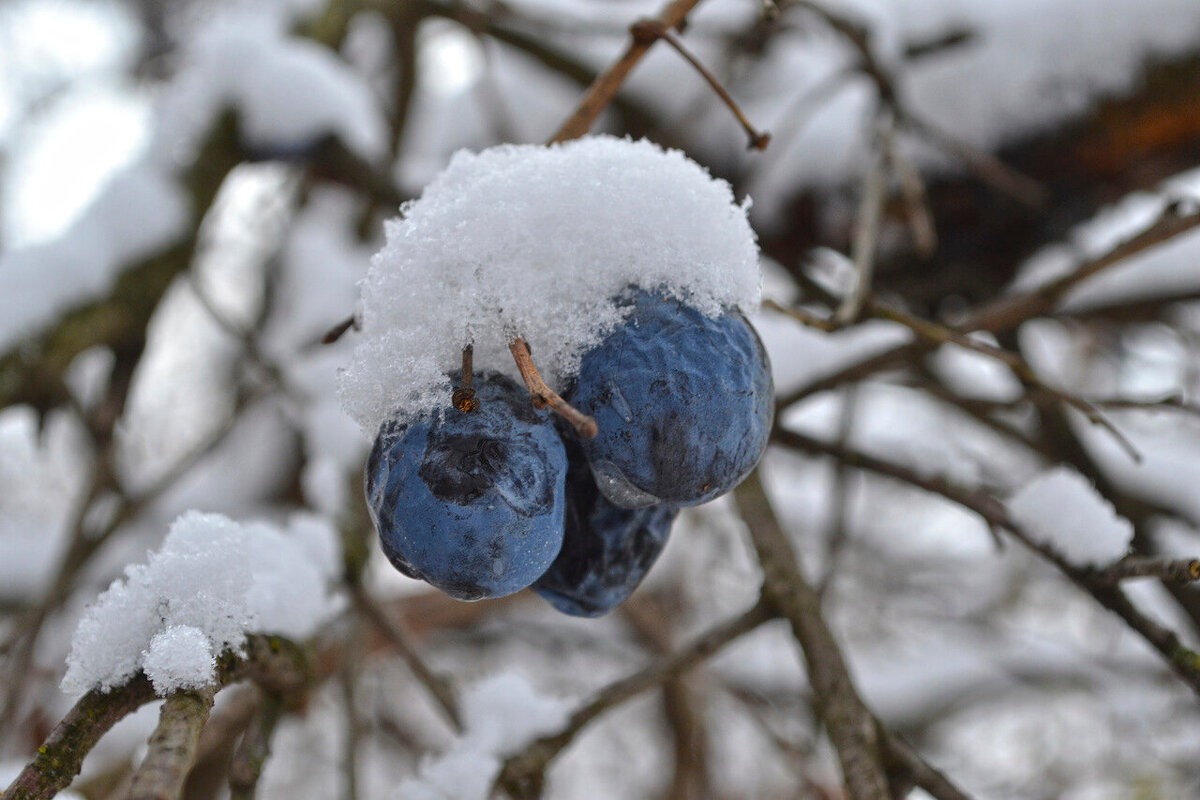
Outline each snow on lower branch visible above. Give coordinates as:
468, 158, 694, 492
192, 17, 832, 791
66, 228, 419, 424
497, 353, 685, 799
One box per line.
398, 672, 567, 800
62, 511, 339, 696
1007, 466, 1133, 567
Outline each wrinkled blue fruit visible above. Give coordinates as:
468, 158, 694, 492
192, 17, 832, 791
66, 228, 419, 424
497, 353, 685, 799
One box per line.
365, 372, 567, 600
534, 434, 678, 617
569, 290, 773, 508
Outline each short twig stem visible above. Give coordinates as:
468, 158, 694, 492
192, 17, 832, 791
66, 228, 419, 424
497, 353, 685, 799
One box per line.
508, 338, 598, 438
1090, 556, 1200, 585
321, 314, 357, 345
452, 345, 479, 412
630, 19, 770, 150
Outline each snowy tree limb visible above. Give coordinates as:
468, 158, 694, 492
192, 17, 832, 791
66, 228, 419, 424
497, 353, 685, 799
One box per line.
0, 112, 242, 416
3, 636, 310, 800
776, 203, 1200, 412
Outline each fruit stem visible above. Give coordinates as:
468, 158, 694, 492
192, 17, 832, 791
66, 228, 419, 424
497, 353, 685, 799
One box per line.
452, 345, 479, 412
508, 338, 599, 438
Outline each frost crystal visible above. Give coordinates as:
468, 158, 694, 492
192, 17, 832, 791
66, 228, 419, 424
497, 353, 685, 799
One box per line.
339, 136, 761, 433
62, 511, 337, 696
1008, 467, 1134, 566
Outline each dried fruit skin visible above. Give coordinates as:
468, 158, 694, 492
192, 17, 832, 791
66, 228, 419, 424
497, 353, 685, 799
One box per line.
366, 372, 567, 600
570, 290, 773, 508
534, 433, 678, 617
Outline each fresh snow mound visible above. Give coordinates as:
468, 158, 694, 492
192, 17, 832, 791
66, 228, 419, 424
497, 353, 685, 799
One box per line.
143, 625, 216, 695
339, 135, 761, 433
1007, 467, 1133, 567
62, 511, 337, 695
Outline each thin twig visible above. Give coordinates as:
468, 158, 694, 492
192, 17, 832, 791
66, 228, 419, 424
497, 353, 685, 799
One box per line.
509, 338, 598, 438
772, 287, 1144, 463
549, 0, 704, 143
836, 114, 892, 324
964, 202, 1200, 333
339, 648, 362, 800
321, 314, 357, 345
769, 425, 1200, 697
349, 582, 463, 731
733, 470, 891, 800
881, 730, 974, 800
901, 112, 1046, 208
886, 140, 938, 257
1089, 556, 1200, 585
630, 19, 770, 150
621, 597, 712, 800
495, 599, 775, 798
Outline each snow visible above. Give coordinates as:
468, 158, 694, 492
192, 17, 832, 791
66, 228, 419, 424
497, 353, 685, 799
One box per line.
142, 625, 216, 695
397, 672, 568, 800
161, 13, 387, 163
0, 407, 91, 602
0, 163, 188, 351
340, 135, 761, 432
929, 334, 1023, 403
733, 0, 1200, 226
1007, 467, 1134, 567
62, 511, 338, 696
0, 0, 385, 353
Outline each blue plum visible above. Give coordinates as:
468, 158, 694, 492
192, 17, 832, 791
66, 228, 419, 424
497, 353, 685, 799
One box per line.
534, 434, 678, 617
568, 290, 773, 508
365, 372, 567, 600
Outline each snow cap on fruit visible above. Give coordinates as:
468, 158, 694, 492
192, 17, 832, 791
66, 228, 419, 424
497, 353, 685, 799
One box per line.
339, 136, 760, 433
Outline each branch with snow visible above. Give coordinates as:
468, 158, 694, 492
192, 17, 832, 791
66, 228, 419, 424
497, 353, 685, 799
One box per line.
61, 511, 337, 696
3, 635, 310, 800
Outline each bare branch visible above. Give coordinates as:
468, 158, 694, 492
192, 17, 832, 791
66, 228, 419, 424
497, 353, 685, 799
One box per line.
629, 19, 770, 149
127, 686, 216, 800
495, 599, 774, 798
228, 690, 284, 800
1089, 556, 1200, 585
549, 0, 705, 143
769, 425, 1200, 697
733, 469, 891, 800
836, 114, 892, 324
349, 582, 462, 731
